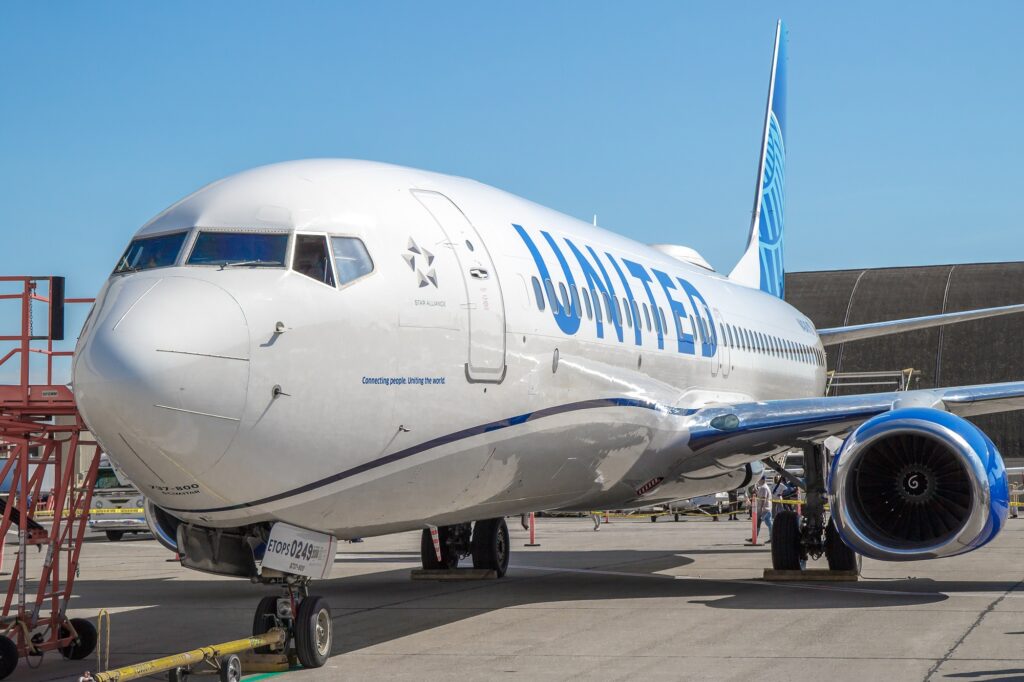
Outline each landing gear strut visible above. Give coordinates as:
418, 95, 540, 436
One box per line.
251, 583, 332, 669
419, 519, 510, 577
769, 443, 861, 573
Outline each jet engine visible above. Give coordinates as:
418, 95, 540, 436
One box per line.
829, 407, 1009, 561
143, 498, 182, 553
143, 499, 266, 577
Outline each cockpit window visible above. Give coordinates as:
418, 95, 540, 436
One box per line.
330, 237, 374, 286
293, 234, 335, 286
187, 232, 288, 267
113, 232, 187, 273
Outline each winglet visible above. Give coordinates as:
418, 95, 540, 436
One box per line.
729, 20, 787, 298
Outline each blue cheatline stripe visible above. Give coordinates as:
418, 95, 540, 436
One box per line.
162, 397, 698, 515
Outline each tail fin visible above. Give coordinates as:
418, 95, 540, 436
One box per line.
729, 20, 787, 298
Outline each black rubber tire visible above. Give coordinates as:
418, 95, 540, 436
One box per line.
674, 513, 680, 522
826, 519, 862, 573
59, 618, 97, 660
219, 654, 242, 682
0, 636, 17, 681
168, 667, 188, 682
770, 510, 803, 571
252, 596, 279, 653
650, 515, 657, 522
471, 518, 510, 577
105, 530, 124, 542
294, 596, 332, 668
420, 528, 459, 570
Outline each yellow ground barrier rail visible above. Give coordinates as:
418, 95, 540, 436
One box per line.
93, 627, 286, 682
33, 508, 144, 518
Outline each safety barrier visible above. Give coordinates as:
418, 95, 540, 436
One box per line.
31, 508, 144, 519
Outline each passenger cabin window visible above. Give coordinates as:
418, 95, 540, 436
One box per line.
558, 283, 570, 314
331, 236, 373, 285
582, 288, 593, 319
545, 279, 557, 310
188, 232, 289, 268
293, 235, 335, 286
115, 231, 188, 273
531, 277, 545, 311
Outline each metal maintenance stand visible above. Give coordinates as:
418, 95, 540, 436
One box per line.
0, 276, 99, 679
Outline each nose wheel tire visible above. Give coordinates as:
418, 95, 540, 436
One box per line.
105, 530, 124, 542
294, 596, 332, 669
471, 518, 510, 577
251, 595, 280, 653
825, 519, 862, 573
770, 510, 804, 570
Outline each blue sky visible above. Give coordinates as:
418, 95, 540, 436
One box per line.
0, 2, 1021, 308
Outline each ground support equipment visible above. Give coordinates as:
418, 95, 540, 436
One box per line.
0, 276, 99, 679
92, 628, 288, 682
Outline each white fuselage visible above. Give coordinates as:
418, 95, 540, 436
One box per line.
73, 160, 825, 539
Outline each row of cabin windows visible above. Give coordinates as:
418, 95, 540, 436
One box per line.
721, 322, 825, 367
530, 275, 825, 368
531, 276, 670, 335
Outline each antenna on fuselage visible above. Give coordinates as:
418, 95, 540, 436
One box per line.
592, 214, 598, 226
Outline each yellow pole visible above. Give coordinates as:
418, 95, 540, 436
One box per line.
93, 628, 286, 682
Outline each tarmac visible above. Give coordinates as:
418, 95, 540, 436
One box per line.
11, 514, 1024, 682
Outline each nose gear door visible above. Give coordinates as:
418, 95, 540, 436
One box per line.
411, 190, 506, 383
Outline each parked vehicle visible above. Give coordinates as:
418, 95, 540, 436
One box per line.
89, 456, 147, 541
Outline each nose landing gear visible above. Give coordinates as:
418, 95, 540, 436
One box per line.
251, 583, 332, 669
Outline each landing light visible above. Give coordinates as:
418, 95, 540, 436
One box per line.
710, 414, 741, 431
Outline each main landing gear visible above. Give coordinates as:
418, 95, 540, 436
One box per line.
420, 518, 511, 576
251, 583, 332, 670
769, 444, 862, 574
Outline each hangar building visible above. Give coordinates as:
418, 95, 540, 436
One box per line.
786, 262, 1024, 460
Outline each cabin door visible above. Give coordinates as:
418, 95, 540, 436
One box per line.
411, 190, 506, 382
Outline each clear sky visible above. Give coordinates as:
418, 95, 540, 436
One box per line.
1, 1, 1021, 300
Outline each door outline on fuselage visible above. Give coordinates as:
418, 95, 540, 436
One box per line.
714, 307, 730, 377
411, 190, 507, 383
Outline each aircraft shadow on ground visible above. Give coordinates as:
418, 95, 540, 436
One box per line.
943, 670, 1024, 681
37, 546, 985, 672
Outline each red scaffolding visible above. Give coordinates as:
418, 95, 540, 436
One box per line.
0, 276, 98, 678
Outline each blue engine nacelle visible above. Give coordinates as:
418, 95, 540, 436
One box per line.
144, 498, 182, 553
829, 407, 1009, 561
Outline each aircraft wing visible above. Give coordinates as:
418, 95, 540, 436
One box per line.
685, 381, 1024, 459
817, 303, 1024, 346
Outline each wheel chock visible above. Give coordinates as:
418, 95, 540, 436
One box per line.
410, 568, 498, 581
763, 568, 859, 582
238, 651, 292, 673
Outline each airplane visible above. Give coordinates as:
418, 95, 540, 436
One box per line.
71, 21, 1024, 668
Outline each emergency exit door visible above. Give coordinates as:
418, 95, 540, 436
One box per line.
411, 190, 506, 382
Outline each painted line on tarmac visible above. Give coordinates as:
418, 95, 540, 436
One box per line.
510, 563, 927, 597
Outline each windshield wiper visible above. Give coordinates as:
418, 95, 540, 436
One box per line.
219, 260, 282, 269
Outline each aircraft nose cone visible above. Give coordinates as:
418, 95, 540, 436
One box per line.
74, 276, 250, 480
